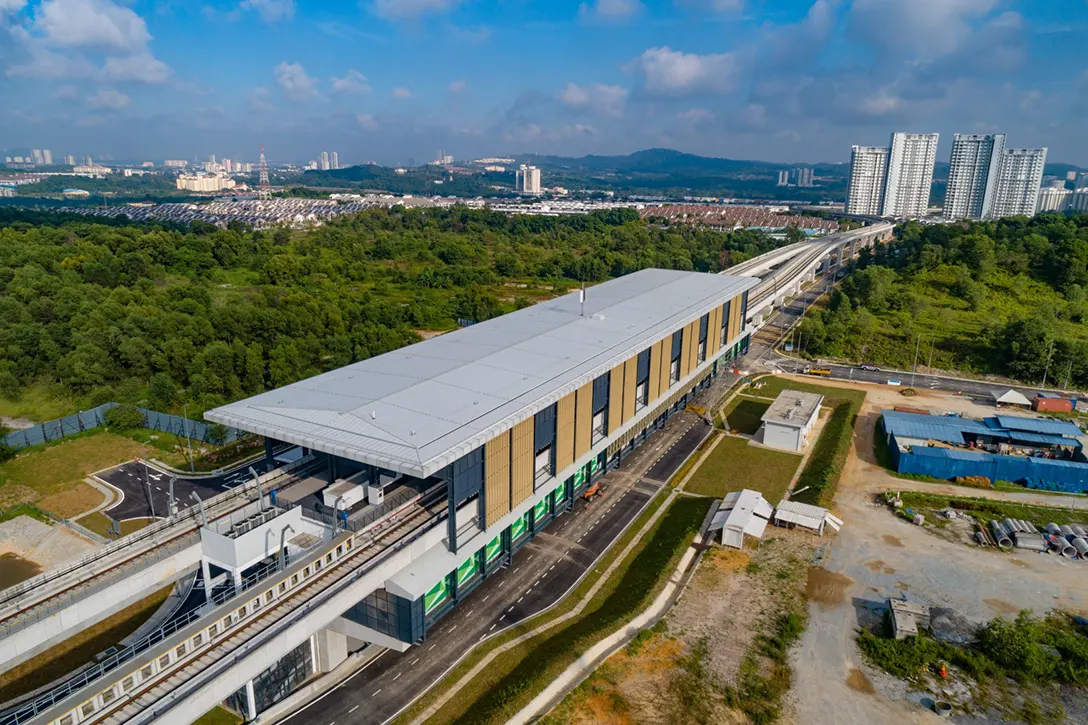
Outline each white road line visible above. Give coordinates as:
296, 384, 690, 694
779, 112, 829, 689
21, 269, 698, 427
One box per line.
518, 596, 524, 603
371, 689, 381, 697
549, 565, 556, 571
489, 623, 497, 631
513, 567, 520, 573
393, 673, 401, 681
482, 595, 489, 602
507, 605, 515, 612
349, 706, 359, 714
449, 624, 458, 632
411, 658, 419, 665
428, 644, 436, 650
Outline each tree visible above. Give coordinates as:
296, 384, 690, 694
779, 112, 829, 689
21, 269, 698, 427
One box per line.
205, 422, 228, 445
148, 373, 177, 411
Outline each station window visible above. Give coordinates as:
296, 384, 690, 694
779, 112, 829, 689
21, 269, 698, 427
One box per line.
291, 573, 300, 586
669, 358, 680, 385
325, 553, 333, 565
140, 664, 153, 680
191, 632, 203, 648
345, 538, 354, 551
81, 701, 97, 718
174, 644, 186, 659
591, 410, 606, 445
235, 607, 247, 620
252, 598, 261, 612
101, 687, 117, 706
264, 590, 274, 604
208, 623, 218, 638
534, 447, 553, 485
59, 715, 74, 725
122, 676, 136, 693
634, 381, 648, 413
698, 340, 707, 364
279, 582, 287, 594
158, 654, 170, 669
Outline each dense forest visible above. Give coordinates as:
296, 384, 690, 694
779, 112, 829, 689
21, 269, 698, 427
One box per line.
0, 207, 783, 422
797, 213, 1088, 388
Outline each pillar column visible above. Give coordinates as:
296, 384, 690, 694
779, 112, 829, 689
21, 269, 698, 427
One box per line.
244, 679, 257, 721
232, 568, 243, 596
263, 437, 275, 473
201, 558, 213, 606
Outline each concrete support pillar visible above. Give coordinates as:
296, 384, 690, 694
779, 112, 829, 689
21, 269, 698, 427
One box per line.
201, 558, 213, 606
232, 568, 243, 596
447, 495, 458, 552
314, 627, 349, 673
245, 679, 257, 721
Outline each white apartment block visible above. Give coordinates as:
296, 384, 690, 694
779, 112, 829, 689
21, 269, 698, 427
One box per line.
943, 133, 1005, 220
1036, 187, 1071, 213
176, 173, 236, 192
1069, 189, 1088, 213
845, 146, 889, 215
990, 147, 1047, 218
516, 164, 542, 194
881, 132, 939, 218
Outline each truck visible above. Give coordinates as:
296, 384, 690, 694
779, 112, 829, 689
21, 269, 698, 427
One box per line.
804, 366, 832, 377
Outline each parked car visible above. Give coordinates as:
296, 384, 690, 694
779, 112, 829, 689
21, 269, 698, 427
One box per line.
859, 363, 880, 371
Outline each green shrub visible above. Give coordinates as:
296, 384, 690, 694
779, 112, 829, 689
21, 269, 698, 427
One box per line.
791, 401, 855, 506
105, 404, 146, 431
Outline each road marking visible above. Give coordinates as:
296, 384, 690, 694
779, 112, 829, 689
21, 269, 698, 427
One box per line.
549, 565, 555, 571
507, 606, 515, 612
489, 623, 497, 632
428, 644, 436, 650
349, 706, 359, 714
449, 624, 458, 632
482, 595, 489, 602
518, 596, 524, 603
466, 609, 474, 616
513, 567, 519, 573
499, 614, 506, 621
534, 579, 541, 586
411, 658, 419, 665
371, 689, 381, 697
393, 673, 401, 681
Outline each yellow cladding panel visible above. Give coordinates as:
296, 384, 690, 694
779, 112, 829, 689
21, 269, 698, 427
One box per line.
622, 356, 637, 423
658, 337, 671, 393
608, 364, 624, 435
680, 322, 694, 378
648, 340, 662, 402
575, 381, 592, 458
556, 392, 575, 472
484, 432, 510, 527
708, 305, 721, 355
511, 417, 534, 507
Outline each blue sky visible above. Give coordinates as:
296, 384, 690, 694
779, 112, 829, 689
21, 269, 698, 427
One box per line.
1, 0, 1086, 166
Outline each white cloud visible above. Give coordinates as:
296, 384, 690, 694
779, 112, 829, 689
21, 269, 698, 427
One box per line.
87, 87, 129, 109
448, 78, 466, 94
0, 0, 27, 13
678, 107, 714, 121
556, 81, 628, 117
36, 0, 151, 51
331, 69, 370, 94
372, 0, 462, 21
51, 84, 80, 101
241, 0, 295, 22
850, 0, 999, 57
248, 86, 273, 112
274, 61, 319, 100
629, 46, 741, 96
356, 113, 379, 131
6, 44, 96, 79
579, 0, 643, 21
391, 86, 411, 99
102, 53, 170, 83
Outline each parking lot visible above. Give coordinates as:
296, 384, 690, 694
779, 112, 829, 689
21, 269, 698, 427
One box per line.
94, 459, 257, 522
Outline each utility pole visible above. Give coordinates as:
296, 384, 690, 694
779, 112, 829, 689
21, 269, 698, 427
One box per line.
1063, 358, 1073, 391
141, 455, 156, 519
927, 337, 936, 372
910, 333, 921, 387
183, 402, 195, 473
1041, 338, 1056, 389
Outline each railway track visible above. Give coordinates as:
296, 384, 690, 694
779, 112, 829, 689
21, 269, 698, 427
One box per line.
0, 460, 320, 636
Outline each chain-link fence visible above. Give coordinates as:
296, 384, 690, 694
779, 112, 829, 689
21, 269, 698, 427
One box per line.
2, 402, 245, 451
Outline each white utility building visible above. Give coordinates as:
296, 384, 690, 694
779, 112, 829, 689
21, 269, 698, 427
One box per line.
759, 389, 823, 452
710, 490, 773, 549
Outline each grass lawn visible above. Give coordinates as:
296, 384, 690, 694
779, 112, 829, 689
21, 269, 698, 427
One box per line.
721, 396, 770, 435
0, 585, 172, 703
684, 435, 800, 502
192, 706, 243, 725
0, 382, 82, 424
78, 513, 154, 538
0, 432, 158, 517
416, 496, 711, 725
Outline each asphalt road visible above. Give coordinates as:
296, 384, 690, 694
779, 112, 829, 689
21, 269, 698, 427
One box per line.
774, 359, 1075, 403
94, 455, 276, 522
278, 410, 714, 725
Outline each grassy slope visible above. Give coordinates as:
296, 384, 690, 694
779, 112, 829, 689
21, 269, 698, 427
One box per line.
684, 435, 799, 502
721, 396, 770, 435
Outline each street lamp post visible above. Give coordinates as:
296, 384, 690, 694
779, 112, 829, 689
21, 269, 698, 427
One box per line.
910, 334, 922, 388
182, 403, 195, 473
141, 452, 156, 519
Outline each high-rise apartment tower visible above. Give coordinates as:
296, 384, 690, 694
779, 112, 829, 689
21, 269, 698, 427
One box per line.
943, 133, 1005, 220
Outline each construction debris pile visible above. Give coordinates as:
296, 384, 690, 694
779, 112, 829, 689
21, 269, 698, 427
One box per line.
977, 519, 1088, 558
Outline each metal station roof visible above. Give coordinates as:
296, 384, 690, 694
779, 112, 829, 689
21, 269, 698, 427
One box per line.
995, 415, 1083, 438
207, 269, 757, 478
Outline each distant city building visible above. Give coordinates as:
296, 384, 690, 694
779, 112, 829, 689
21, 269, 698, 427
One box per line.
175, 173, 235, 192
990, 147, 1047, 218
1067, 171, 1078, 182
84, 156, 93, 166
320, 151, 330, 171
484, 165, 506, 173
73, 164, 113, 176
141, 161, 154, 168
31, 149, 44, 165
0, 186, 14, 198
515, 164, 542, 194
223, 159, 233, 173
307, 161, 318, 170
1046, 178, 1067, 189
394, 168, 407, 175
1070, 189, 1088, 213
164, 160, 188, 168
882, 132, 939, 218
331, 152, 339, 170
944, 133, 1005, 220
63, 188, 90, 197
210, 154, 216, 164
43, 149, 53, 165
845, 146, 889, 216
793, 167, 814, 187
1036, 187, 1072, 212
776, 170, 789, 186
63, 155, 76, 166
3, 157, 11, 164
474, 157, 516, 164
1078, 173, 1088, 188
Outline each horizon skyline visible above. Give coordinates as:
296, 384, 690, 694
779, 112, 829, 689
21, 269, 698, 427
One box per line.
0, 1, 1085, 166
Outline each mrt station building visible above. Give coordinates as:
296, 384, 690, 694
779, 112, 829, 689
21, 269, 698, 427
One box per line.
208, 268, 754, 645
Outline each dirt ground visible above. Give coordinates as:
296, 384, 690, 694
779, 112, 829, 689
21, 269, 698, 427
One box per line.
785, 376, 1088, 725
0, 516, 98, 571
